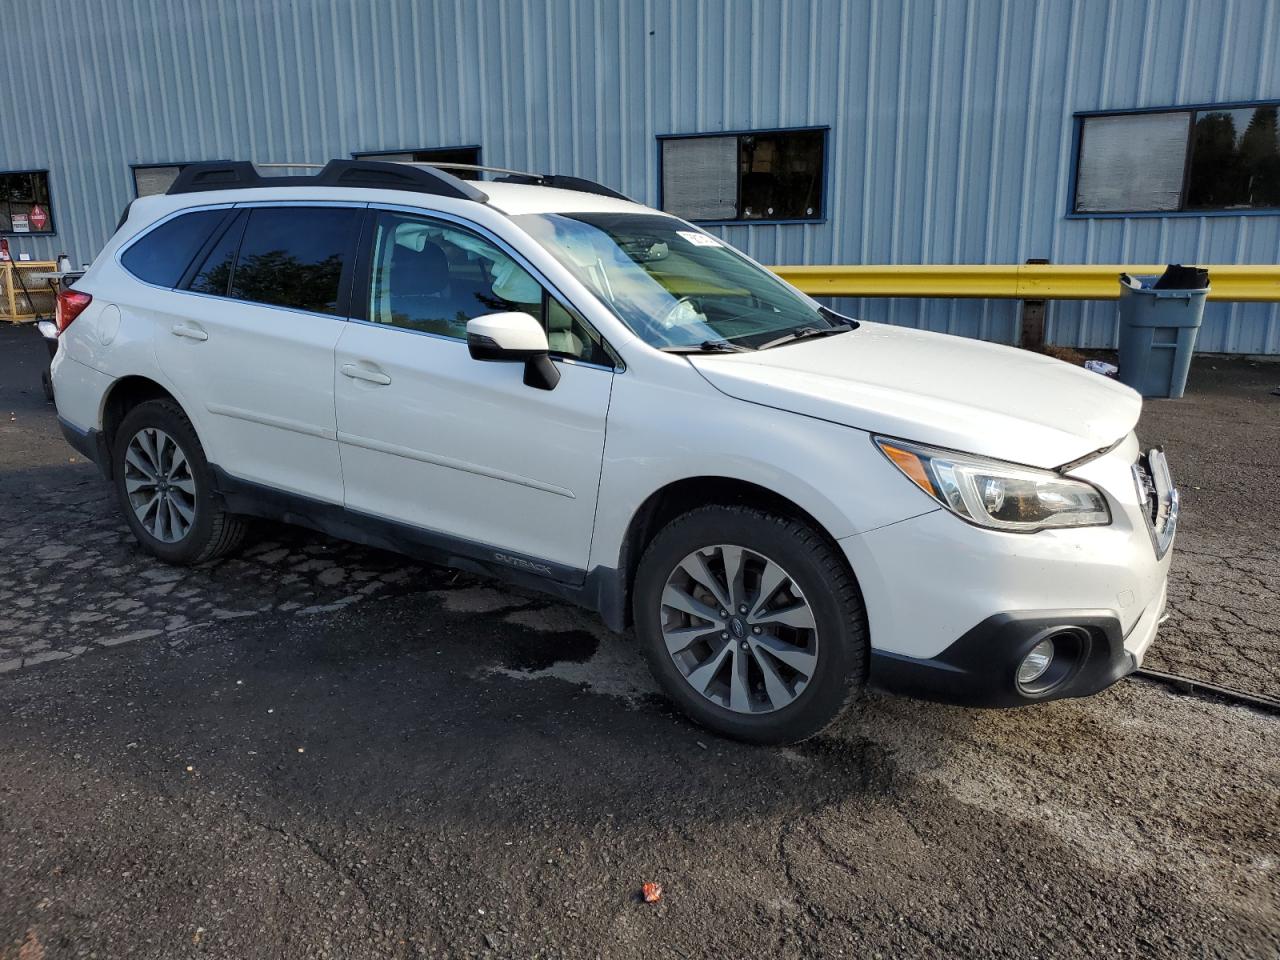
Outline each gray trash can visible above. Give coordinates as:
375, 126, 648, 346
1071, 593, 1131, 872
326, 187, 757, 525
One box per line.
1116, 265, 1209, 399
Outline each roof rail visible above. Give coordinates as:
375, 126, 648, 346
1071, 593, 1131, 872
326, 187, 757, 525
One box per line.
494, 173, 632, 202
413, 162, 633, 202
165, 159, 488, 202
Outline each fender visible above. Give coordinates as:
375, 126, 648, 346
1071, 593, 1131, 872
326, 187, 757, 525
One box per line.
587, 368, 936, 578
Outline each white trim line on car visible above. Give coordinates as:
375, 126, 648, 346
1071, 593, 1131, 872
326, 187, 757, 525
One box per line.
335, 430, 575, 498
206, 403, 337, 440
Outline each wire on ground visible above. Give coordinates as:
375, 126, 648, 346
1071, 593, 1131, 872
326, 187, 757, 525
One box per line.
1133, 668, 1280, 715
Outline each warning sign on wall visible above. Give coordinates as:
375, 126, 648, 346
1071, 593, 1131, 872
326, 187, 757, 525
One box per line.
29, 205, 47, 231
11, 213, 29, 233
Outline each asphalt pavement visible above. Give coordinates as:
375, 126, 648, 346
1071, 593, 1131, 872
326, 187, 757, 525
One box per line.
1, 324, 1277, 959
1132, 360, 1280, 699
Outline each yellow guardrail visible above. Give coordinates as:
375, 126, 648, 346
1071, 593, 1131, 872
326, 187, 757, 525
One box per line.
770, 264, 1280, 302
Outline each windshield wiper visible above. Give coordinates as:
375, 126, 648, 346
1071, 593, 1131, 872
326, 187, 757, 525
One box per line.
661, 340, 753, 354
820, 305, 860, 328
757, 325, 851, 350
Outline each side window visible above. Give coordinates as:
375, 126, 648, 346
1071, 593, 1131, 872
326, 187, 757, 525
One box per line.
367, 211, 612, 364
544, 296, 614, 367
120, 209, 227, 287
368, 211, 541, 339
186, 210, 246, 295
229, 207, 359, 314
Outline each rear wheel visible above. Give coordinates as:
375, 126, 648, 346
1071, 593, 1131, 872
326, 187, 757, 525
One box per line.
633, 505, 868, 744
111, 399, 247, 565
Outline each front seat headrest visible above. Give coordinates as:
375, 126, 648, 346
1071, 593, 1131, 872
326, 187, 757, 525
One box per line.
391, 240, 449, 296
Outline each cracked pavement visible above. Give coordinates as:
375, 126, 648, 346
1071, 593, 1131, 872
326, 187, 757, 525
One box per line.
1135, 359, 1280, 700
1, 325, 1277, 958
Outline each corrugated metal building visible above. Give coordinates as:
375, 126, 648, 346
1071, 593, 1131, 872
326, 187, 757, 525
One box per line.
2, 0, 1278, 353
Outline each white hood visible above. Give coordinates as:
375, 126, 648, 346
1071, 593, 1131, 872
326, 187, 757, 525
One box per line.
689, 321, 1141, 468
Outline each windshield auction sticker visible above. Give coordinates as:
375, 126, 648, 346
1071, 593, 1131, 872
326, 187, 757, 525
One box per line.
677, 230, 722, 247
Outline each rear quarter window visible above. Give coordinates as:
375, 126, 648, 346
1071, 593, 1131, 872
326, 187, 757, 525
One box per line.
119, 209, 228, 287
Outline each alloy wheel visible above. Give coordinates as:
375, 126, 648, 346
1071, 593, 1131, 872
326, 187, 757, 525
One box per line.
123, 427, 197, 543
659, 543, 819, 714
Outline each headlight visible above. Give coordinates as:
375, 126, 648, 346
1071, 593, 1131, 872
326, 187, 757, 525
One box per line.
874, 436, 1111, 532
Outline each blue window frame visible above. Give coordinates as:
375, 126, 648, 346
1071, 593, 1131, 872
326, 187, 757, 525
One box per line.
1070, 100, 1280, 218
0, 170, 55, 236
657, 126, 828, 225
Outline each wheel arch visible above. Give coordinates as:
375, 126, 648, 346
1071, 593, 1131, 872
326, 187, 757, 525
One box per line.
98, 375, 183, 478
605, 475, 857, 631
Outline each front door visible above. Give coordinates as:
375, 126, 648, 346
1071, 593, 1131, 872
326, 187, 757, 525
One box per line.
333, 209, 616, 577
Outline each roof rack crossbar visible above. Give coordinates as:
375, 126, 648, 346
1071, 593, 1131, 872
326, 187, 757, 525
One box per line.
165, 159, 488, 202
386, 161, 633, 202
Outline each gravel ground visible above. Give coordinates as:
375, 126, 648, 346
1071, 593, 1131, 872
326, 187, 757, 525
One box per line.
1, 325, 1277, 959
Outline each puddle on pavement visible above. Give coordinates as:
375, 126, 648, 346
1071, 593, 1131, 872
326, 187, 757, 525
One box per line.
477, 603, 661, 702
501, 626, 599, 671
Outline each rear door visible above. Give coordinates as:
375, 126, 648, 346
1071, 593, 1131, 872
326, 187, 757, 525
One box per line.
153, 203, 362, 503
333, 207, 616, 577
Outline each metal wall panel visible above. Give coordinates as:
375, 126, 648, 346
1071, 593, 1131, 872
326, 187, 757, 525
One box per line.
2, 0, 1277, 352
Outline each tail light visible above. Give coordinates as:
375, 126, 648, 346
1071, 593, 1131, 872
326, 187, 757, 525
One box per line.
55, 288, 92, 333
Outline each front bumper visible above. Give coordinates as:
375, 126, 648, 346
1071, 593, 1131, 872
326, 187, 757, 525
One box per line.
842, 437, 1175, 707
869, 582, 1167, 707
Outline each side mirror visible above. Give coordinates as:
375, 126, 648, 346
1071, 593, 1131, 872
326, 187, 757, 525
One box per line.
466, 312, 560, 391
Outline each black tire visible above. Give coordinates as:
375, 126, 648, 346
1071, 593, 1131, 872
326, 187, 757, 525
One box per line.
111, 399, 248, 565
633, 505, 869, 745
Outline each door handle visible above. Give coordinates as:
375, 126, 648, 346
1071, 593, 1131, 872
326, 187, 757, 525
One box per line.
340, 362, 391, 386
171, 322, 208, 342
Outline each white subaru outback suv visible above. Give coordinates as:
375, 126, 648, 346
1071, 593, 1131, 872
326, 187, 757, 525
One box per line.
49, 159, 1176, 743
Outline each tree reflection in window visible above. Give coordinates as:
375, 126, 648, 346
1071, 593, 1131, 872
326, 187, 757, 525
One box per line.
1187, 106, 1280, 210
225, 207, 357, 314
231, 250, 345, 313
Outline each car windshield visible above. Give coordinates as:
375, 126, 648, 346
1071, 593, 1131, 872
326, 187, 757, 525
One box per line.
513, 211, 846, 350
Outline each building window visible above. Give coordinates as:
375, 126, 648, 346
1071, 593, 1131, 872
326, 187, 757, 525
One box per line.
133, 164, 191, 197
1, 170, 55, 235
1073, 103, 1280, 214
353, 146, 482, 180
658, 128, 826, 223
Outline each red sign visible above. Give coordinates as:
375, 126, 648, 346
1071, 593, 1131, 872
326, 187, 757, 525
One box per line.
29, 205, 47, 231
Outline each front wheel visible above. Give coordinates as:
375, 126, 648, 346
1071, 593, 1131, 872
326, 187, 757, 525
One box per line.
111, 399, 248, 565
633, 505, 869, 744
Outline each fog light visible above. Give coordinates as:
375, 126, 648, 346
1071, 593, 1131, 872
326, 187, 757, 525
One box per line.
1017, 638, 1055, 685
